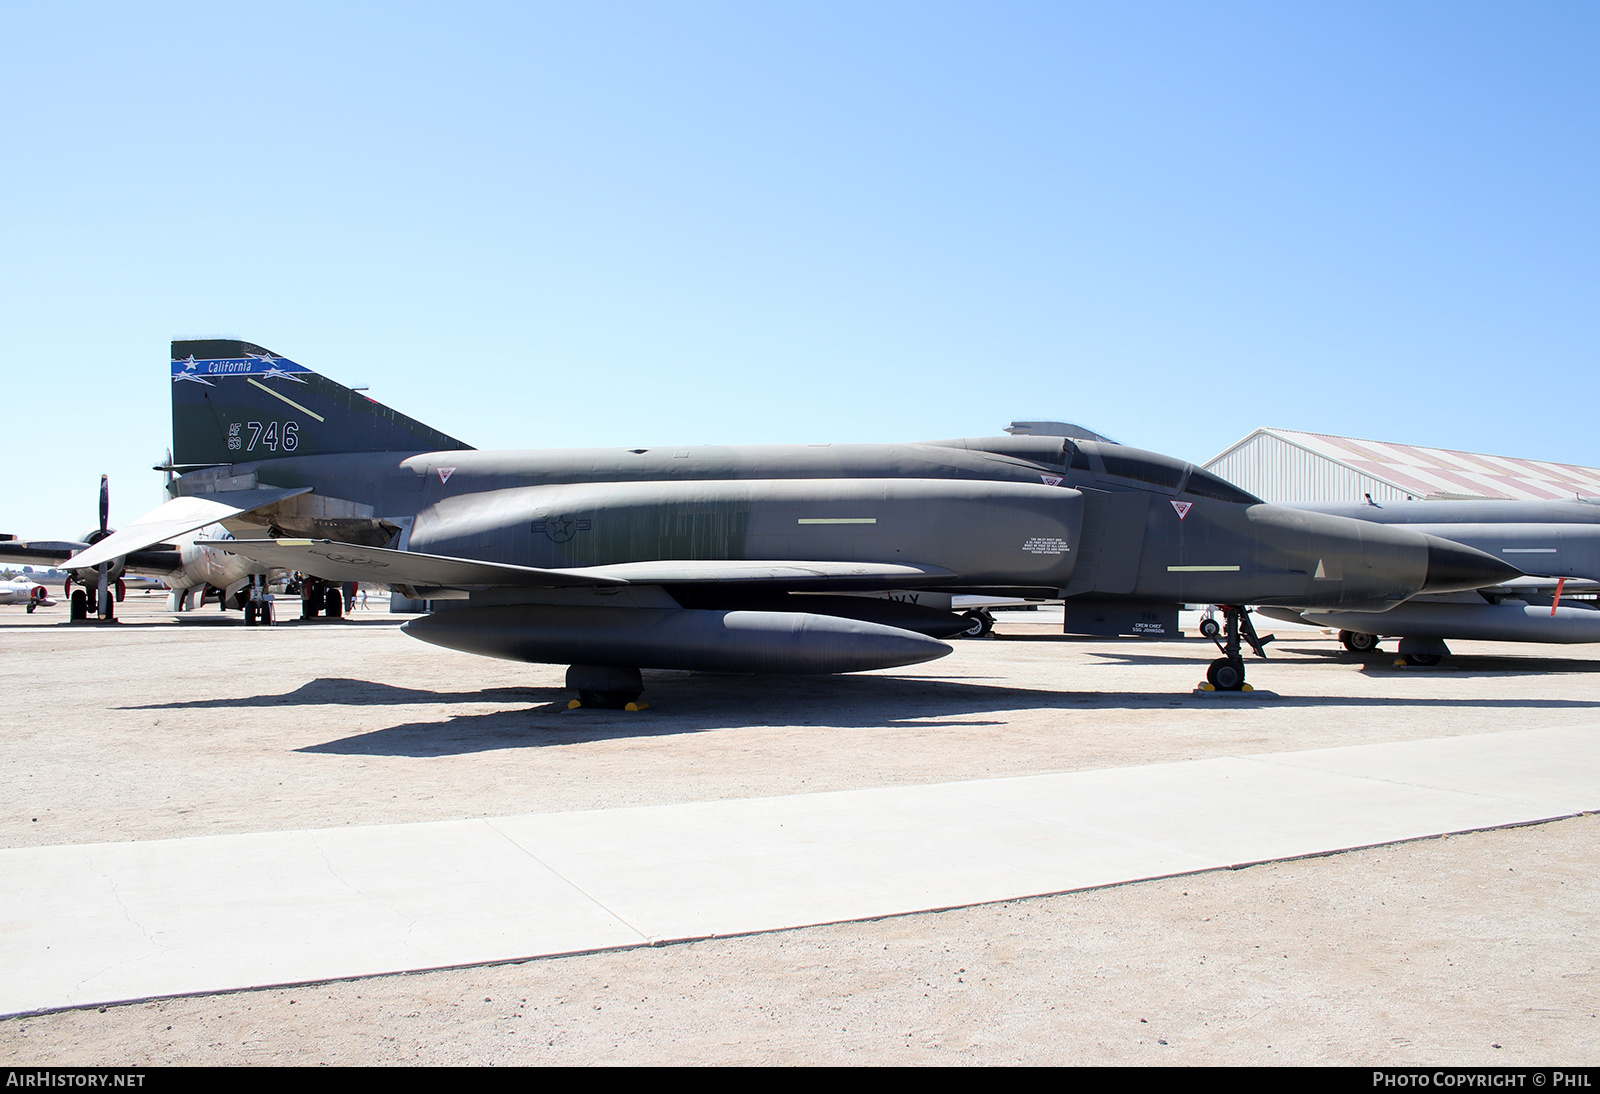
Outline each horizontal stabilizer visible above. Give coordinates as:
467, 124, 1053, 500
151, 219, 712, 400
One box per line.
67, 488, 313, 570
198, 539, 630, 589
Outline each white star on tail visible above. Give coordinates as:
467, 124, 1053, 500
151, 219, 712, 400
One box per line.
171, 356, 213, 386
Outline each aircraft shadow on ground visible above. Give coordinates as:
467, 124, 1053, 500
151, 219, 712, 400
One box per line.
120, 678, 559, 710
0, 615, 403, 630
1272, 647, 1600, 676
168, 615, 402, 628
251, 671, 1600, 757
1087, 646, 1600, 677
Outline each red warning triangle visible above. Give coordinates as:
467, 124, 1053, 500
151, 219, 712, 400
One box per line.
1170, 500, 1192, 520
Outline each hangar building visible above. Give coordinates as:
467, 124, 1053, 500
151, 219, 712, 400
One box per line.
1204, 428, 1600, 505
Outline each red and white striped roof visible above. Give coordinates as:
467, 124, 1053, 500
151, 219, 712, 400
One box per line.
1215, 428, 1600, 501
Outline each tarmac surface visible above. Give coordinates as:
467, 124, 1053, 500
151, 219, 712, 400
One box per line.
2, 594, 1598, 1065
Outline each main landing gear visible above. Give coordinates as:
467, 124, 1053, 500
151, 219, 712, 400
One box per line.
564, 665, 648, 711
1395, 637, 1449, 667
1201, 605, 1273, 691
960, 609, 995, 638
299, 577, 344, 621
1339, 629, 1380, 653
65, 573, 122, 622
242, 575, 275, 626
1339, 629, 1441, 664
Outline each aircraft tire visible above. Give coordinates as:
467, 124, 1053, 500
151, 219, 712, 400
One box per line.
1340, 630, 1380, 653
960, 610, 994, 638
263, 602, 275, 626
302, 579, 321, 619
244, 604, 258, 626
1207, 657, 1245, 691
26, 602, 35, 614
1198, 617, 1221, 639
70, 590, 88, 621
1404, 653, 1441, 667
324, 587, 343, 618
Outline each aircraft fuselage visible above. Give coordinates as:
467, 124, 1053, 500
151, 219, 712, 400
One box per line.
194, 438, 1510, 616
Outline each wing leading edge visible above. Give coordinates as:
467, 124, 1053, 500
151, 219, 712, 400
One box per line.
200, 538, 956, 591
64, 488, 315, 571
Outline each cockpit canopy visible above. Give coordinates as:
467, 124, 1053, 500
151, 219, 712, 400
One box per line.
922, 435, 1261, 505
1070, 441, 1261, 504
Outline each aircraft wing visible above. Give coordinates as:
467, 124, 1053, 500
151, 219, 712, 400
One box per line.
0, 540, 88, 566
65, 488, 314, 570
202, 538, 954, 591
0, 539, 185, 579
199, 539, 629, 588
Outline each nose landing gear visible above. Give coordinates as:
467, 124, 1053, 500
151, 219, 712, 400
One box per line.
1202, 605, 1272, 691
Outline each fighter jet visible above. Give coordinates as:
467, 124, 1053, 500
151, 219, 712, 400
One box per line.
63, 339, 1519, 704
0, 572, 53, 612
1255, 498, 1600, 663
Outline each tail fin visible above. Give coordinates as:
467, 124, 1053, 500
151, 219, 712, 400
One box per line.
171, 339, 471, 466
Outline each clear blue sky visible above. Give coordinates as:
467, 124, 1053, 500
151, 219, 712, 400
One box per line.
3, 2, 1596, 533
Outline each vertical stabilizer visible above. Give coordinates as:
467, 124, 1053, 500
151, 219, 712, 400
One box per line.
171, 340, 471, 465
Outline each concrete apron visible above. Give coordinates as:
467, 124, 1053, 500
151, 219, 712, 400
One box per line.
4, 724, 1597, 1017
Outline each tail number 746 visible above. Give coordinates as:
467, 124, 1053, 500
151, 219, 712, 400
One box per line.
227, 421, 300, 452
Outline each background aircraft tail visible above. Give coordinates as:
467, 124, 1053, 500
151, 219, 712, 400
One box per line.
170, 339, 471, 466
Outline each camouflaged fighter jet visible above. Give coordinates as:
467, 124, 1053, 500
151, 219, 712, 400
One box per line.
65, 340, 1519, 705
1257, 498, 1600, 664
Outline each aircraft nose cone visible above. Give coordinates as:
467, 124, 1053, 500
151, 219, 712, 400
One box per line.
1420, 534, 1523, 593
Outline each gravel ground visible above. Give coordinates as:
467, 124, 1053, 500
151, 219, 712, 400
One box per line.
2, 595, 1597, 1065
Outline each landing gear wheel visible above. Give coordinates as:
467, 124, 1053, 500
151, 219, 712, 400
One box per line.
566, 665, 644, 709
302, 579, 321, 619
1404, 653, 1441, 666
324, 587, 343, 618
70, 590, 88, 621
1206, 657, 1246, 691
262, 602, 274, 626
244, 603, 258, 626
1198, 617, 1221, 639
1340, 630, 1379, 653
960, 610, 994, 638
